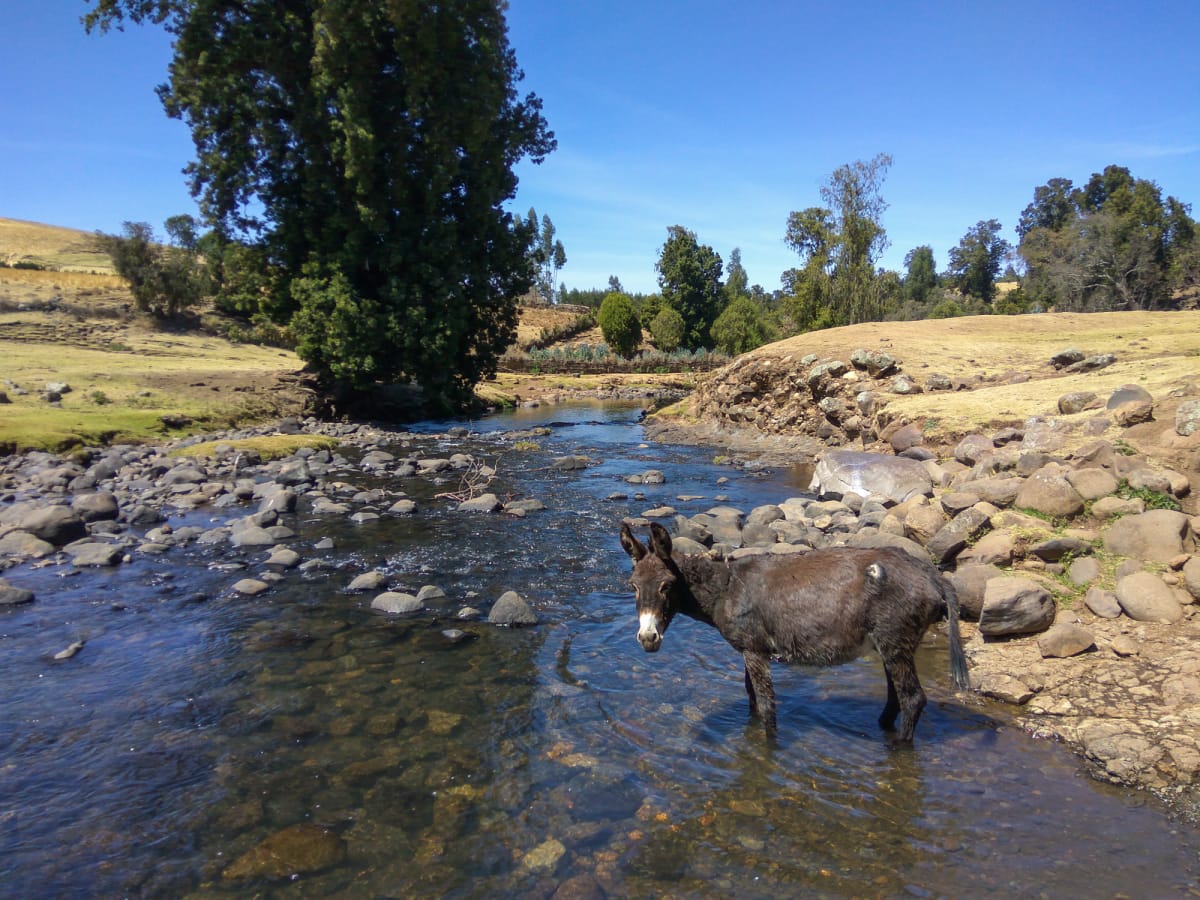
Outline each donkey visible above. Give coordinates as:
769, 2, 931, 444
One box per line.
620, 522, 969, 743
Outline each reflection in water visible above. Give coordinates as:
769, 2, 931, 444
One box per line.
0, 403, 1197, 895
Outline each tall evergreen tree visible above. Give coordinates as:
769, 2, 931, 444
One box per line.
85, 0, 555, 407
655, 226, 724, 351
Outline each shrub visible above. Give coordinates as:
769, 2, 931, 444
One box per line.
649, 305, 686, 352
710, 296, 778, 355
95, 220, 210, 317
597, 291, 640, 358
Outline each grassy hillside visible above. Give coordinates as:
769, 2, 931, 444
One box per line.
0, 217, 115, 273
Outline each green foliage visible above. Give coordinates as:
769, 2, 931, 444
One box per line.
655, 225, 724, 351
724, 247, 749, 302
648, 305, 686, 352
784, 153, 893, 328
710, 296, 778, 355
993, 285, 1032, 315
1017, 165, 1198, 311
903, 245, 938, 304
946, 219, 1011, 303
526, 208, 567, 303
597, 291, 641, 358
87, 0, 554, 409
638, 293, 666, 329
95, 220, 210, 317
928, 297, 966, 319
1116, 479, 1181, 511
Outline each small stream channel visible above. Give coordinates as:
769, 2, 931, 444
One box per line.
2, 402, 1198, 896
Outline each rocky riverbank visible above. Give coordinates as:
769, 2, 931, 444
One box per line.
640, 331, 1200, 818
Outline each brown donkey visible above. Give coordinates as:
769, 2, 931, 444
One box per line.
620, 522, 969, 743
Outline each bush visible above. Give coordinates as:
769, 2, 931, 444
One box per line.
95, 220, 210, 317
597, 291, 640, 358
649, 306, 685, 352
928, 297, 966, 319
710, 296, 778, 355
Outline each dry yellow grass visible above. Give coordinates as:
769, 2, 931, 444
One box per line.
0, 217, 114, 273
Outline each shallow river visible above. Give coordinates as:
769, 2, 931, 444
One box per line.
2, 403, 1198, 897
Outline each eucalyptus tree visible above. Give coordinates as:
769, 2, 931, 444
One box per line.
85, 0, 555, 407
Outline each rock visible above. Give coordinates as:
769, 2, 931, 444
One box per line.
67, 542, 124, 567
1038, 624, 1096, 658
265, 547, 301, 568
1107, 383, 1153, 408
849, 348, 898, 377
809, 451, 932, 504
1110, 634, 1140, 657
233, 578, 270, 596
54, 640, 86, 660
387, 499, 417, 515
18, 505, 87, 546
1113, 400, 1154, 427
954, 434, 995, 466
348, 571, 388, 592
230, 526, 277, 547
1029, 536, 1092, 562
1068, 556, 1102, 586
71, 492, 119, 522
488, 590, 538, 626
888, 423, 924, 453
1115, 571, 1185, 623
371, 591, 421, 614
458, 493, 502, 513
1091, 496, 1145, 519
222, 823, 346, 881
504, 498, 547, 514
959, 477, 1024, 507
926, 507, 991, 565
521, 838, 566, 872
947, 564, 1003, 620
979, 577, 1056, 636
1064, 353, 1117, 373
1050, 348, 1085, 369
902, 503, 946, 546
1057, 391, 1097, 415
1103, 510, 1194, 563
1015, 468, 1084, 518
1065, 467, 1118, 501
1183, 557, 1200, 601
889, 374, 922, 395
1175, 399, 1200, 436
976, 672, 1035, 704
0, 530, 56, 559
552, 456, 590, 470
275, 459, 314, 486
0, 579, 35, 606
1084, 586, 1123, 618
955, 530, 1015, 567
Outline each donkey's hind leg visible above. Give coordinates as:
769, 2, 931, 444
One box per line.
743, 651, 777, 736
879, 666, 900, 732
880, 652, 926, 744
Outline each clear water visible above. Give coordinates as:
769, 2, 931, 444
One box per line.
1, 402, 1197, 897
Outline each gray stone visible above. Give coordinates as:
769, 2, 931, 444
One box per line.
1050, 348, 1085, 368
265, 547, 301, 568
926, 507, 991, 565
1115, 571, 1185, 623
979, 577, 1056, 636
552, 456, 590, 470
233, 578, 270, 596
230, 526, 276, 547
1057, 391, 1097, 415
387, 499, 417, 515
1106, 383, 1153, 409
504, 498, 547, 514
975, 672, 1035, 704
1091, 496, 1145, 519
1065, 467, 1119, 501
1103, 510, 1193, 563
417, 584, 447, 603
1175, 399, 1200, 437
955, 530, 1016, 567
0, 530, 56, 559
488, 590, 538, 626
1029, 536, 1093, 562
849, 348, 898, 377
1113, 400, 1154, 427
1084, 586, 1123, 618
1183, 557, 1200, 602
348, 571, 388, 592
946, 564, 1003, 620
1037, 624, 1096, 658
68, 542, 124, 567
19, 505, 87, 546
955, 434, 995, 466
371, 592, 422, 614
958, 477, 1024, 507
1064, 353, 1117, 373
809, 450, 932, 504
0, 579, 35, 606
890, 374, 922, 395
888, 423, 924, 453
1015, 468, 1084, 518
71, 492, 119, 522
1068, 556, 1103, 586
458, 493, 502, 513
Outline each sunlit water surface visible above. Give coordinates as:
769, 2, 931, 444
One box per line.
2, 403, 1197, 897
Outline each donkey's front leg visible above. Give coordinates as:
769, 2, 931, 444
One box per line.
742, 651, 776, 736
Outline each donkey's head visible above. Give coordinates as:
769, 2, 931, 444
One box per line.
620, 522, 683, 652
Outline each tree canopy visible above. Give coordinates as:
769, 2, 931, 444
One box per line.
655, 226, 724, 351
946, 219, 1011, 303
86, 0, 554, 408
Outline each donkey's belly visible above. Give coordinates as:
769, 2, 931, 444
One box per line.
771, 631, 876, 666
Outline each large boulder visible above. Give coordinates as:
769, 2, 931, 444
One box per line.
809, 451, 932, 504
488, 590, 538, 626
979, 577, 1056, 636
17, 505, 87, 546
1102, 510, 1194, 563
1115, 571, 1185, 623
1014, 467, 1084, 518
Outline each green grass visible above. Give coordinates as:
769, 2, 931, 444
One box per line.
171, 434, 339, 460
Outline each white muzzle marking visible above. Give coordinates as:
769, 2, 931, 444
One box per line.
637, 612, 662, 649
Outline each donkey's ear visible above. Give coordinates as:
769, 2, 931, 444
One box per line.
649, 522, 673, 560
620, 522, 647, 561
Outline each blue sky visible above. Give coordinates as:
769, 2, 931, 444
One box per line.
3, 1, 1198, 294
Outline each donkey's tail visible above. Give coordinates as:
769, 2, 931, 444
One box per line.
938, 576, 971, 691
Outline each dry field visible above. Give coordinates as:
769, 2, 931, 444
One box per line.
0, 217, 115, 273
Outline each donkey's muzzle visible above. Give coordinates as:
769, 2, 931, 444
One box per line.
637, 612, 663, 652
